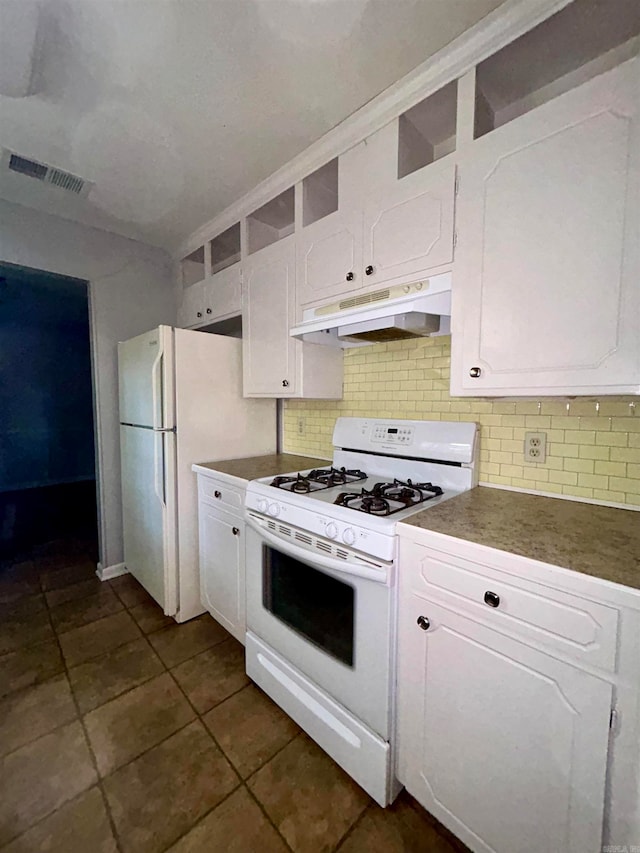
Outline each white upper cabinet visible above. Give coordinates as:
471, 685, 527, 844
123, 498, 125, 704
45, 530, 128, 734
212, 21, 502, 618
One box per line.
296, 151, 364, 307
451, 57, 640, 396
178, 224, 242, 328
296, 80, 458, 313
361, 82, 458, 289
243, 234, 342, 398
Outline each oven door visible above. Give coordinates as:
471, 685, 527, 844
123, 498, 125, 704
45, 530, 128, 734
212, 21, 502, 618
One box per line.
245, 514, 393, 739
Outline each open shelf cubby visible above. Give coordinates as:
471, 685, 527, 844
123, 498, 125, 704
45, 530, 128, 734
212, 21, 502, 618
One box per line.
474, 0, 640, 139
303, 158, 339, 227
398, 80, 457, 179
181, 247, 205, 288
210, 223, 241, 276
247, 187, 295, 254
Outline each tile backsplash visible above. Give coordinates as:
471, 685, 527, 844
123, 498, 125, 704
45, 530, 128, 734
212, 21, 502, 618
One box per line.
283, 336, 640, 508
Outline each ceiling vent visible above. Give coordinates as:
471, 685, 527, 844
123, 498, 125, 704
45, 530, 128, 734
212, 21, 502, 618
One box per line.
3, 150, 92, 197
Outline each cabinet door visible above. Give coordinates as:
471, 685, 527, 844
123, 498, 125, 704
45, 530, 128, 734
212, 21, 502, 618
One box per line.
202, 264, 241, 322
199, 503, 244, 643
452, 59, 640, 395
297, 146, 364, 309
179, 282, 204, 328
361, 121, 456, 287
397, 596, 611, 853
243, 237, 297, 396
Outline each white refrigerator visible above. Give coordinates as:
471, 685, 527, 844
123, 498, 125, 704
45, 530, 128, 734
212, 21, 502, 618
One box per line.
118, 325, 276, 622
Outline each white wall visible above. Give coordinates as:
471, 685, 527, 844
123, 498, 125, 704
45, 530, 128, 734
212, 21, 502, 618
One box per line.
0, 199, 176, 569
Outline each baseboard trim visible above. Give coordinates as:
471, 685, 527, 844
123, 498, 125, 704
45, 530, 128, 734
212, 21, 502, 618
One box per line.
96, 562, 128, 581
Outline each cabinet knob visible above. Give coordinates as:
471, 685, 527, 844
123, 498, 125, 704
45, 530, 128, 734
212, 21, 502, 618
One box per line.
484, 591, 500, 608
469, 366, 481, 378
214, 490, 221, 499
365, 265, 374, 276
196, 311, 202, 318
346, 271, 354, 282
416, 615, 430, 631
232, 526, 240, 536
282, 379, 289, 388
206, 308, 212, 314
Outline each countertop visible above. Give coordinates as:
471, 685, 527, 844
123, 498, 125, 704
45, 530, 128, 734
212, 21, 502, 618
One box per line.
192, 453, 330, 483
400, 486, 640, 590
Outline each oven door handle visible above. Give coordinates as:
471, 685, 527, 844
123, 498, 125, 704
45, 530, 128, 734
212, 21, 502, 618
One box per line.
245, 514, 390, 584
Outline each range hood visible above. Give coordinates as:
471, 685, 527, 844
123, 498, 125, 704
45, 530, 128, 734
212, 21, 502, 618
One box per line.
290, 273, 451, 347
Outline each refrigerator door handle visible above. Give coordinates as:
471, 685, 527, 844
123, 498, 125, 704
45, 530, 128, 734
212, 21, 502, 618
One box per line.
154, 432, 166, 507
151, 347, 164, 430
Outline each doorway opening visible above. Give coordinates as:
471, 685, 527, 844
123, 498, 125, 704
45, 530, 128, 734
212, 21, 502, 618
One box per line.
0, 263, 99, 565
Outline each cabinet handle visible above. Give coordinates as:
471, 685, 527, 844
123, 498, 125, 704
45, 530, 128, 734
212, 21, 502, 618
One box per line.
206, 308, 212, 314
282, 380, 289, 388
484, 591, 500, 608
416, 615, 430, 631
196, 311, 202, 318
365, 265, 374, 276
469, 366, 481, 378
232, 526, 240, 536
346, 271, 354, 282
214, 490, 221, 499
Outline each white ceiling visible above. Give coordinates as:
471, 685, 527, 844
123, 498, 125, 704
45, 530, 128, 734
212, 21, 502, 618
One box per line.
0, 0, 507, 251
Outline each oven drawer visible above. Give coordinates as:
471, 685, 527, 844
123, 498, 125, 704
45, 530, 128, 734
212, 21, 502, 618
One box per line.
197, 475, 245, 512
402, 540, 619, 673
246, 632, 392, 807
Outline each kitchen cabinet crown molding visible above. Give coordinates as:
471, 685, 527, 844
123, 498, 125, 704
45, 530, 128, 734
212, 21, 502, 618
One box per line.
176, 0, 572, 260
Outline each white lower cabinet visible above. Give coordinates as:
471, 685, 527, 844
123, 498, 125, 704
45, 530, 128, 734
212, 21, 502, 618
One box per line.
396, 534, 618, 853
197, 475, 246, 644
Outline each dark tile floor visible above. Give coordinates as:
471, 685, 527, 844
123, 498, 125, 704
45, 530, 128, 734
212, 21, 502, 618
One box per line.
0, 539, 468, 853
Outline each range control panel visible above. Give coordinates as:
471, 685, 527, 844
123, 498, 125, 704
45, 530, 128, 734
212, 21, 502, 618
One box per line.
372, 424, 414, 446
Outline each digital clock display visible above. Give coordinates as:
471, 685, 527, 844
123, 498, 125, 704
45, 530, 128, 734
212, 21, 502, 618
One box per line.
388, 428, 398, 434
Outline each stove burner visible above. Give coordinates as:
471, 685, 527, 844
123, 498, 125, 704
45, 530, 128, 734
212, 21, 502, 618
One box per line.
333, 478, 444, 516
269, 467, 367, 492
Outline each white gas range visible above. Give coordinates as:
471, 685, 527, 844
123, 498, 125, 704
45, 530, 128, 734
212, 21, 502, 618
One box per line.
244, 417, 478, 805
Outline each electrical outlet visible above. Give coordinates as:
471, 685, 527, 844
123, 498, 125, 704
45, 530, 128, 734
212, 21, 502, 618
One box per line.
524, 431, 547, 464
297, 418, 305, 435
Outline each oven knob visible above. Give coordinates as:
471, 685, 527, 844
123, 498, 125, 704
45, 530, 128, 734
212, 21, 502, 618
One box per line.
342, 527, 356, 546
325, 522, 338, 540
257, 499, 268, 513
268, 502, 280, 518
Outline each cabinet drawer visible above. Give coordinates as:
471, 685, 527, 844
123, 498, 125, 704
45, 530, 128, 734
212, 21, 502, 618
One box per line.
409, 546, 619, 672
197, 476, 245, 512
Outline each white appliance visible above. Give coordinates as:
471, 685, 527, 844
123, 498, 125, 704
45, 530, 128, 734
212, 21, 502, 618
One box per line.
118, 325, 276, 622
289, 273, 452, 346
244, 416, 478, 805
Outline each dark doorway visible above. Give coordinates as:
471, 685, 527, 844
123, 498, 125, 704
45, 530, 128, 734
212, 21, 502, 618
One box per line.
0, 263, 98, 564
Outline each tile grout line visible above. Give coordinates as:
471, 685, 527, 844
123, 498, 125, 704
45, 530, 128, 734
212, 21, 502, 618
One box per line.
40, 562, 126, 853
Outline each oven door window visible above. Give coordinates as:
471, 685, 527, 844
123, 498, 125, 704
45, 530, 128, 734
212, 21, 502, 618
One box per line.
263, 545, 354, 667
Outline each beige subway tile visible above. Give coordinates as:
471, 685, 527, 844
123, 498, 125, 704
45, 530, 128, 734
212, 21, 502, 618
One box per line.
480, 462, 501, 476
500, 464, 524, 479
500, 415, 526, 428
609, 477, 640, 495
540, 402, 567, 417
515, 402, 542, 415
549, 470, 578, 486
500, 440, 522, 454
544, 483, 565, 495
545, 456, 565, 470
628, 463, 640, 479
579, 445, 610, 461
488, 451, 513, 465
563, 430, 596, 445
579, 417, 609, 431
491, 402, 517, 415
596, 432, 629, 447
564, 401, 601, 417
612, 417, 640, 433
486, 475, 514, 486
598, 401, 638, 417
524, 416, 552, 429
549, 444, 580, 458
565, 485, 594, 499
577, 472, 609, 489
629, 434, 640, 448
551, 416, 581, 430
592, 489, 627, 504
563, 458, 594, 475
610, 447, 640, 464
489, 427, 514, 440
594, 460, 627, 477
